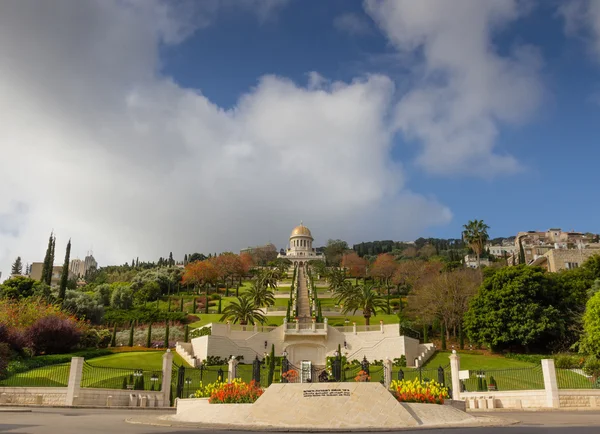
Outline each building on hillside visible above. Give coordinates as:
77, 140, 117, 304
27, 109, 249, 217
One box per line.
530, 247, 600, 272
69, 253, 98, 278
29, 262, 76, 286
507, 228, 598, 266
486, 244, 517, 258
464, 254, 491, 269
240, 243, 278, 265
277, 222, 325, 266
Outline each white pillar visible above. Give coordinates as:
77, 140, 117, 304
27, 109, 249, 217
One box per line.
449, 351, 461, 401
380, 320, 384, 333
161, 350, 173, 407
383, 358, 393, 389
312, 318, 316, 331
542, 359, 559, 408
65, 357, 84, 406
228, 356, 239, 383
353, 322, 357, 335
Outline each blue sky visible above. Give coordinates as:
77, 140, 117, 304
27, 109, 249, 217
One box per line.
1, 0, 600, 274
159, 0, 600, 240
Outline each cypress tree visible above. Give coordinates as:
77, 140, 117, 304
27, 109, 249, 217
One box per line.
440, 322, 447, 351
518, 238, 526, 264
459, 323, 464, 350
48, 235, 56, 285
41, 232, 54, 285
192, 298, 197, 314
267, 344, 275, 386
423, 324, 428, 343
156, 298, 160, 310
146, 323, 152, 348
58, 239, 71, 302
122, 377, 128, 390
184, 325, 189, 343
11, 256, 23, 275
169, 252, 174, 267
217, 298, 222, 314
285, 301, 290, 322
180, 297, 184, 312
128, 322, 135, 347
136, 257, 139, 267
110, 324, 117, 347
184, 254, 188, 266
164, 321, 170, 348
317, 301, 322, 323
168, 298, 171, 312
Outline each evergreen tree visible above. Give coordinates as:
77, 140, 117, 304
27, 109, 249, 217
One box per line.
192, 298, 196, 314
423, 324, 428, 343
317, 301, 323, 323
164, 321, 170, 348
180, 297, 184, 312
169, 252, 174, 267
441, 322, 447, 351
58, 239, 71, 301
41, 232, 54, 285
286, 301, 290, 322
146, 323, 152, 348
122, 377, 128, 390
168, 298, 171, 312
184, 325, 189, 342
132, 258, 135, 268
184, 254, 188, 266
518, 238, 526, 264
110, 324, 117, 347
459, 323, 465, 350
11, 256, 23, 275
128, 322, 134, 347
136, 257, 139, 267
267, 344, 275, 386
48, 235, 56, 285
217, 298, 222, 314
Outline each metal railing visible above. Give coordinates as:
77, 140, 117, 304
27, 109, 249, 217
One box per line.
81, 362, 162, 390
556, 368, 600, 389
0, 362, 71, 388
462, 365, 545, 392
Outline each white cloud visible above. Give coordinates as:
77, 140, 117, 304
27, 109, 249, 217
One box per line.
558, 0, 600, 58
364, 0, 544, 177
333, 12, 372, 36
0, 0, 450, 277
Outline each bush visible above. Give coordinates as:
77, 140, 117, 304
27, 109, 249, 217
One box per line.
110, 284, 134, 309
0, 323, 26, 354
62, 290, 104, 324
26, 315, 82, 355
390, 378, 449, 404
190, 326, 211, 339
208, 379, 263, 404
583, 356, 600, 380
554, 354, 585, 369
80, 328, 112, 349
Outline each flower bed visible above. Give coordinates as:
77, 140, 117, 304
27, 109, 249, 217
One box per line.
194, 379, 264, 403
390, 378, 449, 405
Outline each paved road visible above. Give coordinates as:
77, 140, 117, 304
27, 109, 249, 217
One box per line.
1, 408, 600, 433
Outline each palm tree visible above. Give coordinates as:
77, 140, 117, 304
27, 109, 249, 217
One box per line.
336, 282, 387, 326
326, 267, 347, 294
246, 280, 275, 308
219, 296, 266, 326
462, 219, 490, 268
257, 268, 279, 290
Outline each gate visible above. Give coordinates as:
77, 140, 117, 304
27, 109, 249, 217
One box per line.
172, 362, 225, 400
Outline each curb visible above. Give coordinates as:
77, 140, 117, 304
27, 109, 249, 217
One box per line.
0, 408, 32, 413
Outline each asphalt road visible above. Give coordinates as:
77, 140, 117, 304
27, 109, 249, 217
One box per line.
1, 408, 600, 434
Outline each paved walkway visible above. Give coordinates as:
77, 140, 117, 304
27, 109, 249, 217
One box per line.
296, 268, 311, 324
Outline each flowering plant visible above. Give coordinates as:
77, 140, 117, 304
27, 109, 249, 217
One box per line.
282, 369, 299, 383
354, 370, 370, 382
193, 380, 222, 398
390, 378, 449, 405
208, 379, 264, 404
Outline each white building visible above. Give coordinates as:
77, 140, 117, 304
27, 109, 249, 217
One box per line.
69, 254, 98, 278
277, 222, 325, 266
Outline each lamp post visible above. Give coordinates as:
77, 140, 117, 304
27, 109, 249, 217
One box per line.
150, 373, 159, 391
133, 369, 143, 390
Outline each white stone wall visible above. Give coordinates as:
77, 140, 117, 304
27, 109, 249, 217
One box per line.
187, 323, 421, 366
0, 387, 67, 405
462, 390, 547, 409
75, 388, 165, 407
558, 390, 600, 408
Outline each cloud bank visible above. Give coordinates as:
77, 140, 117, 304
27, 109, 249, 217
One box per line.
0, 0, 453, 276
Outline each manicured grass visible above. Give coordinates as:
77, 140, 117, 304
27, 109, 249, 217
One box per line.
87, 351, 190, 369
423, 351, 536, 370
0, 363, 71, 387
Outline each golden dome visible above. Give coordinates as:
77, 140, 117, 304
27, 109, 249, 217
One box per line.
290, 222, 313, 238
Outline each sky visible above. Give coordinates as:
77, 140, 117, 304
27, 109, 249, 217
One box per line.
1, 0, 600, 277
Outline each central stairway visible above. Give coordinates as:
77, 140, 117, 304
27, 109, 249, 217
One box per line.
296, 268, 311, 324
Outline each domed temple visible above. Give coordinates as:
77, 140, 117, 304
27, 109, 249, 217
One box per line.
277, 222, 325, 266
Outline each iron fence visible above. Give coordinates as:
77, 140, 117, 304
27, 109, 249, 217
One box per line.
81, 361, 162, 390
0, 362, 71, 388
556, 368, 600, 389
461, 365, 544, 392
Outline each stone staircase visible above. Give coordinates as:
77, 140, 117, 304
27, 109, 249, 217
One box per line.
176, 342, 196, 367
414, 343, 436, 367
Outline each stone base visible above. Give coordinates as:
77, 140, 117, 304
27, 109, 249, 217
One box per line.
171, 383, 502, 430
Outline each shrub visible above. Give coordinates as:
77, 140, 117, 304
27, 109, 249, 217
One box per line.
26, 315, 82, 355
393, 356, 407, 367
0, 343, 11, 379
0, 323, 26, 354
80, 328, 112, 349
62, 290, 104, 324
554, 354, 584, 369
354, 370, 370, 382
209, 379, 263, 404
583, 356, 600, 381
390, 378, 449, 404
190, 326, 211, 339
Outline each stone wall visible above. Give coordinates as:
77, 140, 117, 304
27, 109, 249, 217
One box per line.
558, 390, 600, 408
0, 387, 67, 405
75, 388, 165, 407
547, 249, 599, 272
462, 390, 547, 410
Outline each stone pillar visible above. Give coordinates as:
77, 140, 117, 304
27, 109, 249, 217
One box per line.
228, 356, 239, 383
65, 356, 84, 406
380, 320, 384, 333
295, 320, 299, 331
161, 350, 173, 407
383, 358, 393, 389
324, 317, 328, 327
353, 322, 357, 335
542, 359, 559, 408
449, 351, 461, 401
226, 321, 231, 334
312, 318, 316, 331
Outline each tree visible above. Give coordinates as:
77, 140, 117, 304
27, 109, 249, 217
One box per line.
370, 254, 397, 287
0, 276, 38, 299
146, 323, 152, 348
246, 280, 275, 308
164, 321, 170, 348
337, 282, 387, 326
462, 220, 490, 268
341, 252, 367, 284
110, 324, 117, 347
128, 322, 134, 347
219, 296, 266, 326
183, 259, 219, 311
168, 252, 174, 267
58, 239, 71, 302
464, 266, 564, 352
267, 343, 275, 386
324, 239, 349, 267
62, 290, 104, 324
110, 283, 134, 309
11, 257, 23, 275
41, 232, 55, 285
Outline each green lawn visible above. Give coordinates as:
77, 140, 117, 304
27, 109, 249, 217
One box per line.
423, 351, 535, 370
88, 351, 189, 369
